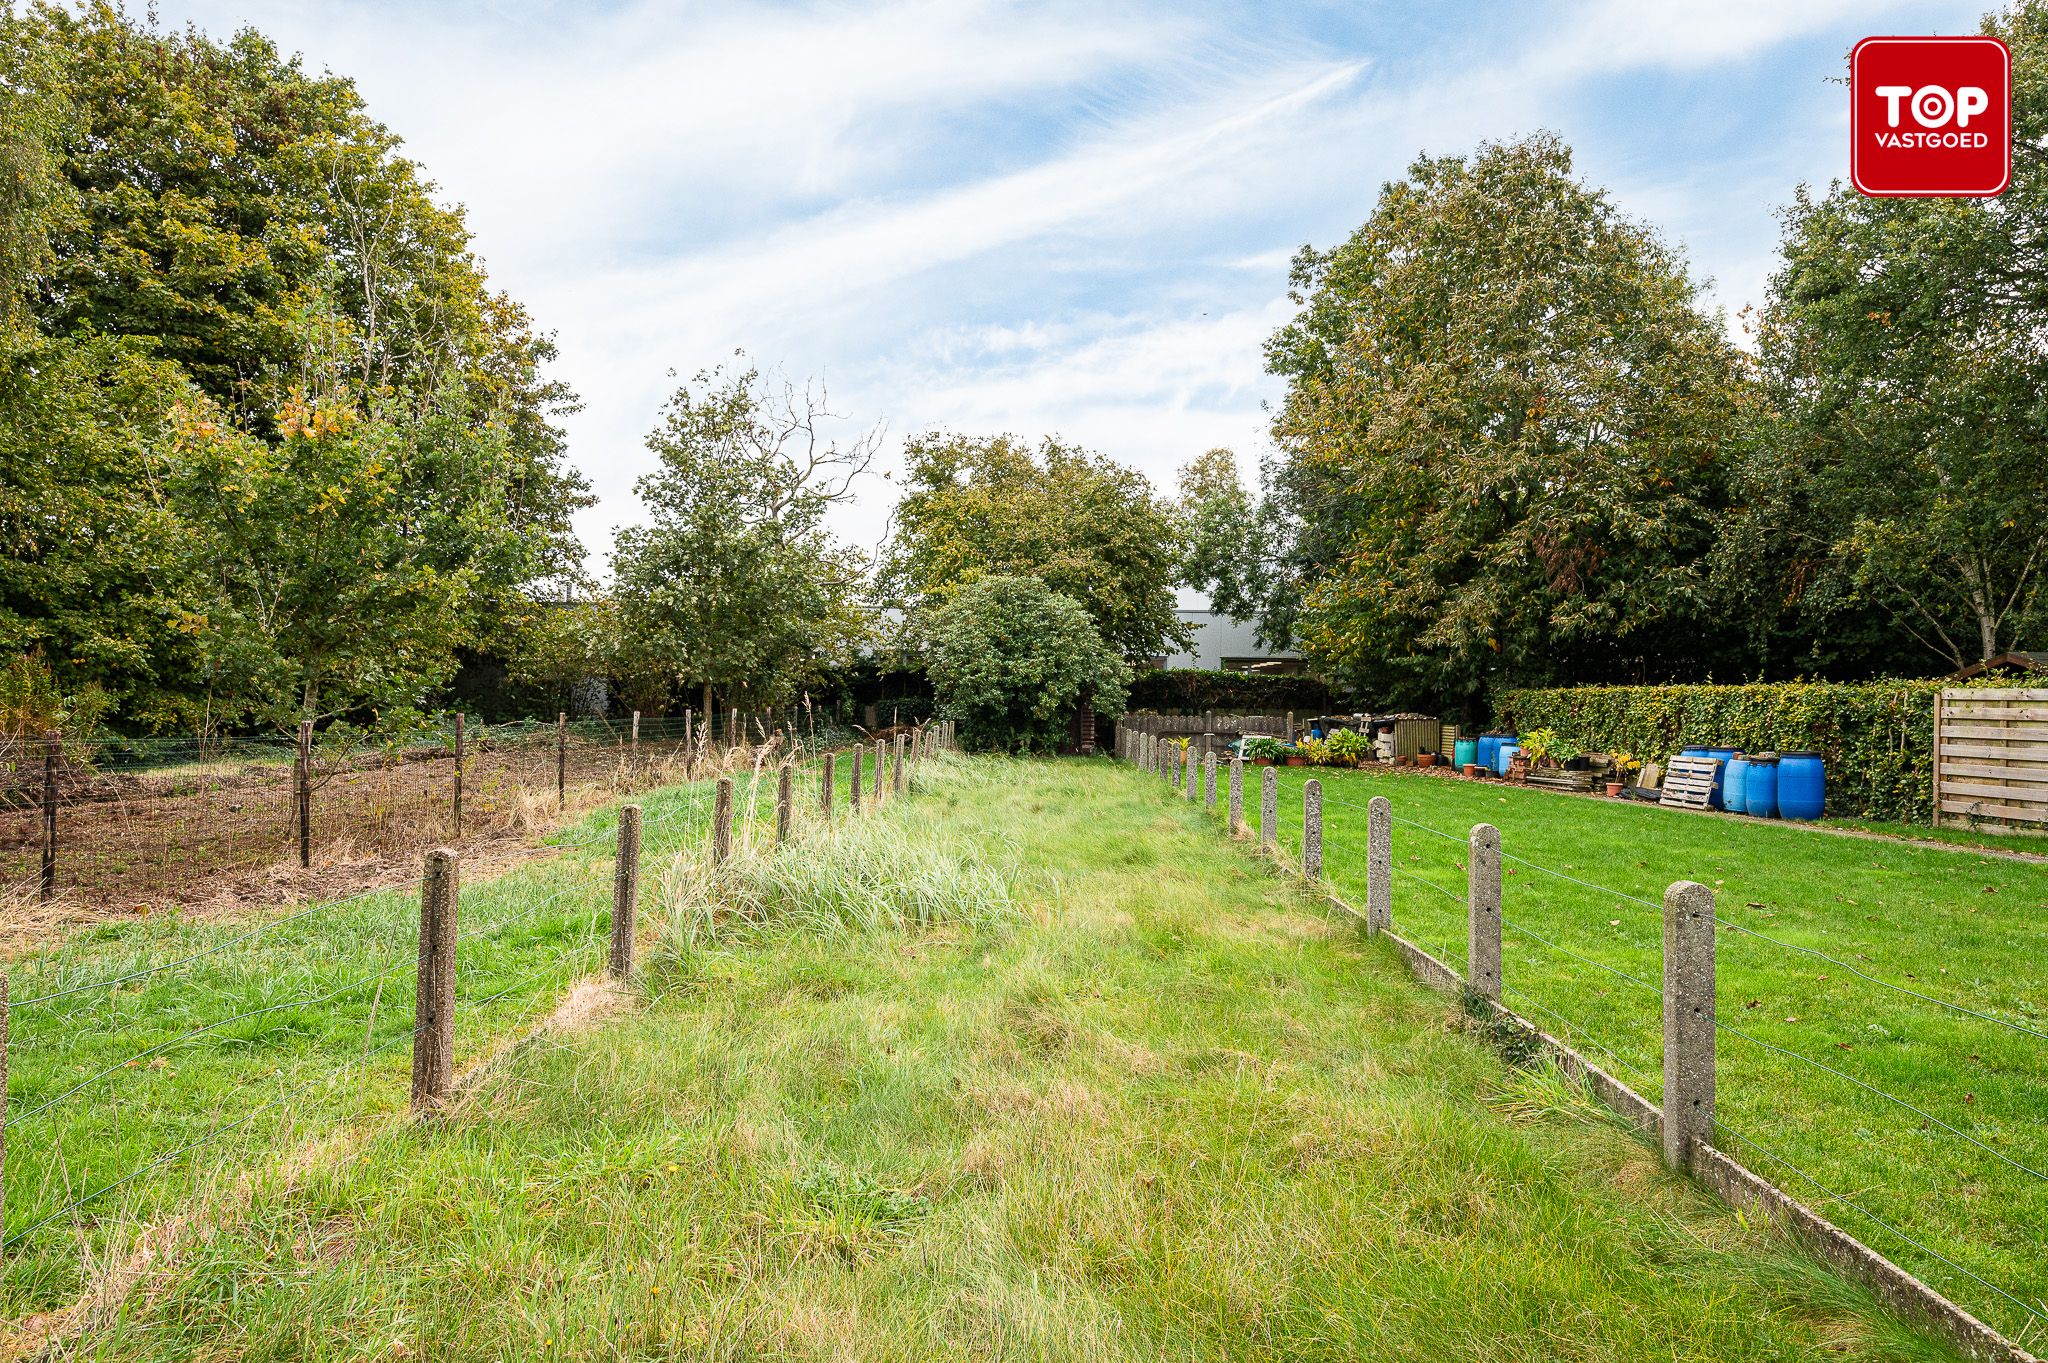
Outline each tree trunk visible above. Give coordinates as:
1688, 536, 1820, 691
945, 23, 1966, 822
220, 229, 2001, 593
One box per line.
1965, 561, 2000, 663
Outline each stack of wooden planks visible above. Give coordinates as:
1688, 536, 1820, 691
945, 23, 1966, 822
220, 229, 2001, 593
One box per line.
1658, 755, 1720, 811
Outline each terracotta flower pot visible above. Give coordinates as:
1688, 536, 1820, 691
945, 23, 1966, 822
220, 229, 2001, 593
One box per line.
1253, 757, 1275, 767
1606, 781, 1624, 797
1417, 753, 1437, 767
1462, 763, 1481, 778
1285, 755, 1306, 767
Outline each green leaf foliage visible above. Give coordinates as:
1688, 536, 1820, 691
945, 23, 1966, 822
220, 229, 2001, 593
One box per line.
886, 433, 1190, 660
1260, 133, 1758, 710
923, 575, 1131, 753
1495, 680, 1991, 822
1729, 3, 2048, 672
1124, 668, 1331, 715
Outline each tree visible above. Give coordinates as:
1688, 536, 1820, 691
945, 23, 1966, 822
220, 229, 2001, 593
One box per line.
611, 363, 876, 714
922, 575, 1131, 752
0, 4, 592, 729
885, 433, 1190, 660
1173, 447, 1302, 649
1262, 133, 1755, 711
1733, 2, 2048, 669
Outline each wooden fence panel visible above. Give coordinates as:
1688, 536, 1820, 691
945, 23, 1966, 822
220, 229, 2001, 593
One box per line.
1934, 688, 2048, 833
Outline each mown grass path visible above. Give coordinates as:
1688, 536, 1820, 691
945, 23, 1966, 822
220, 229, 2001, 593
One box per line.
70, 756, 1971, 1360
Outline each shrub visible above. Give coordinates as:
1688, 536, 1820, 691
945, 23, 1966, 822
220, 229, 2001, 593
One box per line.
1242, 736, 1287, 762
923, 575, 1131, 753
1324, 729, 1371, 765
1495, 680, 1981, 823
1125, 668, 1331, 714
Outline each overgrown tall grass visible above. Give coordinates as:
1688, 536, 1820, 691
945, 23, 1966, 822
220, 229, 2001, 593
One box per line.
656, 772, 1019, 956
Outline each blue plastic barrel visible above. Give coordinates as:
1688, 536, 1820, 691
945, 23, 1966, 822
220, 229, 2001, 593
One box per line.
1477, 735, 1499, 771
1704, 748, 1737, 809
1454, 738, 1478, 769
1745, 755, 1780, 818
1724, 756, 1751, 815
1496, 742, 1520, 776
1778, 752, 1825, 821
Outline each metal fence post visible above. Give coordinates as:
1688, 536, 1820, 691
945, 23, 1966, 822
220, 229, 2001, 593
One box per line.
1204, 753, 1217, 810
611, 805, 641, 979
1260, 765, 1278, 849
296, 720, 314, 869
411, 848, 458, 1112
555, 712, 568, 808
1228, 757, 1245, 835
40, 730, 58, 902
1663, 880, 1717, 1172
1366, 796, 1391, 933
451, 712, 465, 837
713, 777, 734, 865
777, 761, 794, 841
1467, 823, 1502, 1001
850, 746, 864, 814
820, 752, 836, 818
1302, 779, 1322, 881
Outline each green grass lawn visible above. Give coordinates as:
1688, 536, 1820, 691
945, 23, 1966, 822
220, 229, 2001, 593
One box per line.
53, 756, 1980, 1360
2, 757, 821, 1316
1234, 761, 2048, 1345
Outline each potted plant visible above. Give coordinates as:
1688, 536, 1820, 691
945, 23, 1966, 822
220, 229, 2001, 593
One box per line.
1243, 736, 1286, 767
1417, 751, 1438, 767
1606, 751, 1639, 797
1297, 736, 1334, 767
1284, 745, 1308, 767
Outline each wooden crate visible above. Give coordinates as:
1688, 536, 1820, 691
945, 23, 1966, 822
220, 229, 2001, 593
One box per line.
1934, 688, 2048, 833
1659, 755, 1720, 811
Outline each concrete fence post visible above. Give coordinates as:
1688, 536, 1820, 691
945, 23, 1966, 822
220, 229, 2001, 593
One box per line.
1204, 753, 1217, 810
1260, 765, 1278, 849
411, 848, 458, 1112
40, 730, 58, 902
776, 762, 794, 841
1467, 823, 1502, 1001
821, 752, 836, 818
712, 777, 734, 866
1366, 796, 1391, 933
610, 805, 641, 978
872, 741, 884, 801
893, 736, 907, 794
631, 709, 640, 764
850, 746, 864, 814
1302, 779, 1322, 880
555, 712, 568, 808
684, 708, 693, 754
1228, 758, 1245, 835
729, 708, 739, 750
1663, 880, 1717, 1172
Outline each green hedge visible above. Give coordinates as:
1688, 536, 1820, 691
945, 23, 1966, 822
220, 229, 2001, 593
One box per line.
1126, 668, 1332, 715
1495, 681, 1959, 824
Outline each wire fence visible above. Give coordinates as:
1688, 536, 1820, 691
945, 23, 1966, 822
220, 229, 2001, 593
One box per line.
1118, 732, 2048, 1359
1, 719, 953, 1323
0, 707, 868, 919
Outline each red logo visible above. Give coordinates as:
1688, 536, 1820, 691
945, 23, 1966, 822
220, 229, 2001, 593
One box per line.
1851, 36, 2010, 197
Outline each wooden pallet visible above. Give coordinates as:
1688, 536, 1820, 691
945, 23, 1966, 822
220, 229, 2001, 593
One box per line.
1659, 755, 1720, 811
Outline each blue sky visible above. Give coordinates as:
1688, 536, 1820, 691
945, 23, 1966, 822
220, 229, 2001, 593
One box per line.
157, 0, 1989, 568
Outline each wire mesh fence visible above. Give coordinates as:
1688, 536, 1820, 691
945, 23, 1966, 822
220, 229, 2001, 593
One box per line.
0, 710, 865, 924
0, 718, 953, 1326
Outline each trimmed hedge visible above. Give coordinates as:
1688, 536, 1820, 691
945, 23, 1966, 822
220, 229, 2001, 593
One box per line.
1496, 681, 1958, 824
1126, 668, 1332, 715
